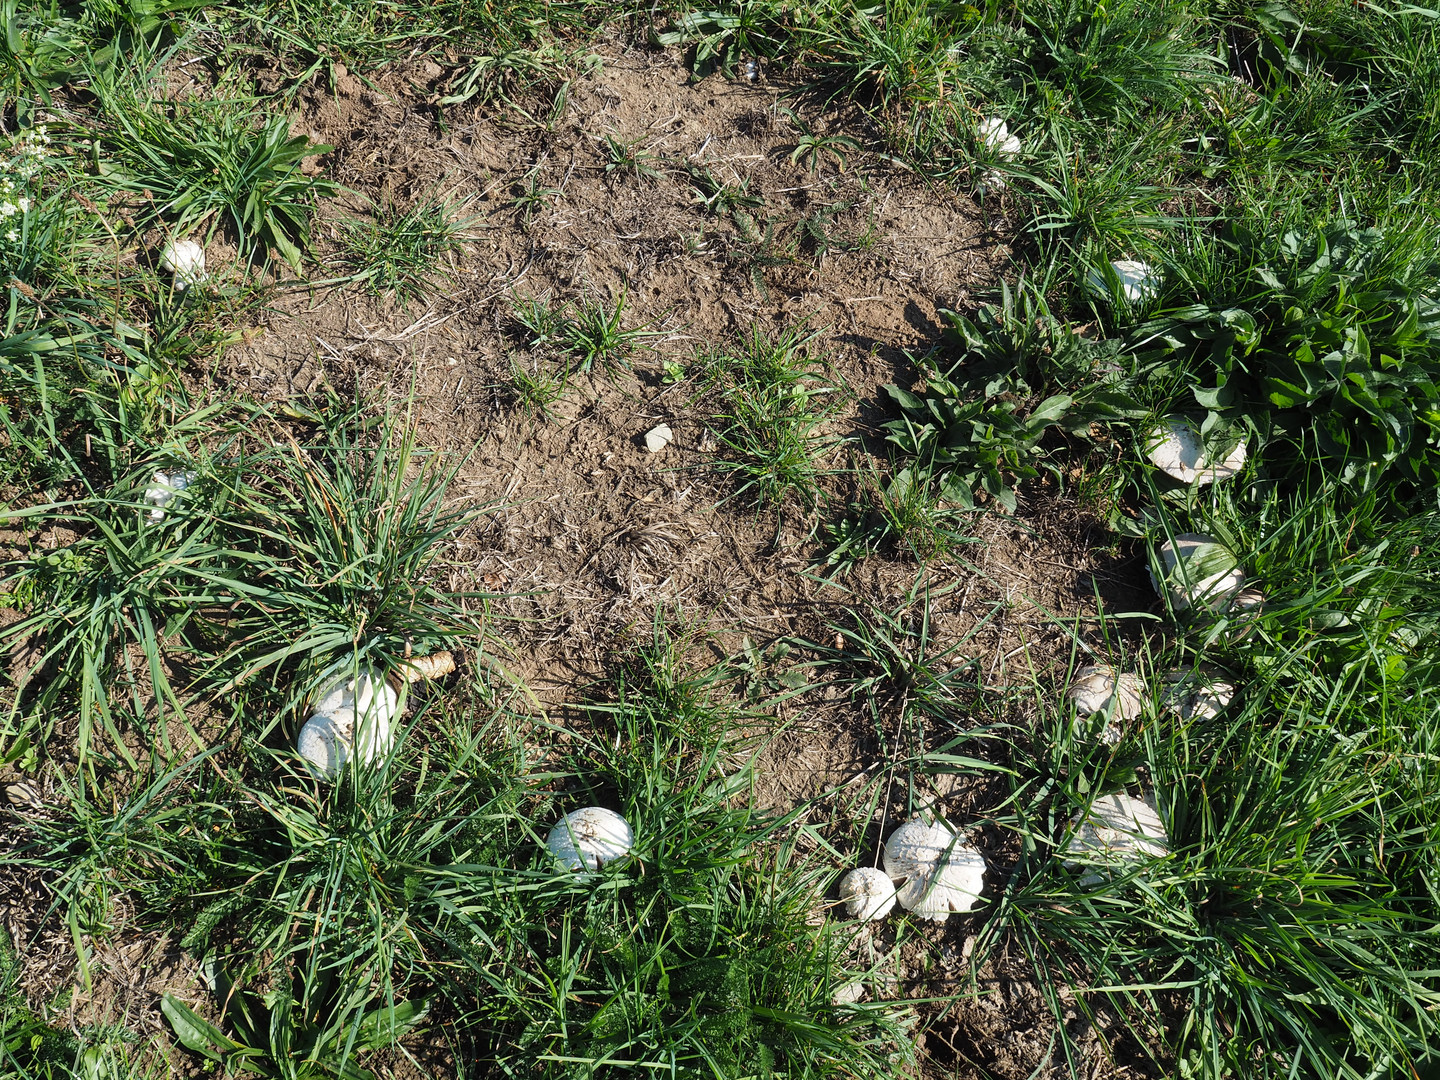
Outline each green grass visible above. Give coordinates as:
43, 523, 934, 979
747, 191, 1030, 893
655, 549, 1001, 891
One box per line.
332, 191, 477, 303
87, 48, 336, 271
819, 464, 975, 574
956, 489, 1440, 1078
4, 1, 1440, 1078
510, 290, 660, 374
701, 323, 840, 516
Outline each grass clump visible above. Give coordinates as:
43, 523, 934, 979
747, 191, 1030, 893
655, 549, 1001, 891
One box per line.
511, 290, 660, 374
333, 192, 476, 304
209, 397, 496, 712
89, 57, 336, 271
820, 464, 974, 574
963, 490, 1440, 1080
443, 635, 910, 1077
701, 323, 839, 515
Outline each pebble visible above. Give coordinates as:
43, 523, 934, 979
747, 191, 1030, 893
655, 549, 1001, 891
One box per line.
644, 424, 673, 453
4, 782, 42, 812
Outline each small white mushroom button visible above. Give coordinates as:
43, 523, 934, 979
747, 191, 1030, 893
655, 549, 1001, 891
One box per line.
546, 807, 634, 871
839, 867, 897, 922
295, 668, 399, 780
1152, 533, 1245, 612
159, 239, 207, 290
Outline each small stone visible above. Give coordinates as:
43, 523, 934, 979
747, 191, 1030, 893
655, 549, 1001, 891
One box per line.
4, 782, 42, 812
832, 980, 865, 1006
644, 423, 673, 453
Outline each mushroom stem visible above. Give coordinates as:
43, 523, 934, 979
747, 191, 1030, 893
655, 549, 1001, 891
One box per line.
392, 651, 458, 686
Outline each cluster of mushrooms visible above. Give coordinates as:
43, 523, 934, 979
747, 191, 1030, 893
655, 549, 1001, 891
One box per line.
818, 288, 1268, 928
287, 654, 640, 876
836, 785, 1170, 927
1143, 416, 1265, 618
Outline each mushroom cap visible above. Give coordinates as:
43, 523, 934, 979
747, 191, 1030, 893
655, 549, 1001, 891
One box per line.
159, 239, 207, 287
546, 807, 634, 871
1161, 668, 1236, 721
1231, 587, 1264, 613
882, 817, 985, 923
1067, 664, 1144, 743
142, 469, 197, 523
977, 116, 1007, 144
1063, 792, 1168, 877
296, 669, 399, 779
1083, 259, 1162, 305
839, 866, 896, 922
296, 713, 349, 778
977, 117, 1020, 159
1151, 533, 1244, 611
1145, 417, 1247, 485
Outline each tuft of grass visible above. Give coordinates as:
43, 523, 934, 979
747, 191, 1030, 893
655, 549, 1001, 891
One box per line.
439, 628, 912, 1077
510, 289, 660, 374
701, 323, 840, 515
600, 133, 663, 182
88, 53, 336, 271
961, 493, 1440, 1080
820, 464, 976, 573
332, 191, 476, 303
506, 353, 572, 419
208, 395, 498, 717
0, 393, 252, 769
509, 161, 564, 227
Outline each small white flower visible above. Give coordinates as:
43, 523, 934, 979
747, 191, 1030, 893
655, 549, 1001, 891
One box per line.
0, 202, 15, 218
0, 179, 13, 192
4, 230, 16, 243
15, 197, 29, 213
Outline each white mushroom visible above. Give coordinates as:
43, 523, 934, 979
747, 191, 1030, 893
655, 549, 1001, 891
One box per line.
1160, 668, 1236, 721
1063, 791, 1168, 884
142, 469, 197, 523
1151, 533, 1245, 612
1145, 417, 1247, 485
1067, 664, 1143, 744
159, 239, 207, 290
295, 668, 399, 780
977, 117, 1021, 158
546, 807, 634, 871
882, 816, 985, 923
839, 866, 896, 922
1231, 587, 1264, 615
1083, 259, 1162, 305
